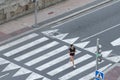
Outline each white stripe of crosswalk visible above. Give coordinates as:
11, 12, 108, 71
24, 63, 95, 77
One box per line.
0, 33, 38, 51
0, 58, 9, 65
47, 54, 92, 76
25, 46, 68, 66
36, 50, 81, 71
111, 37, 120, 46
59, 60, 103, 80
14, 41, 59, 61
79, 63, 112, 80
4, 37, 49, 57
25, 72, 43, 80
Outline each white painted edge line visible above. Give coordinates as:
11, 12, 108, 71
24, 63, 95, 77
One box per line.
47, 0, 112, 28
81, 23, 120, 41
51, 0, 120, 29
111, 37, 120, 46
51, 0, 119, 28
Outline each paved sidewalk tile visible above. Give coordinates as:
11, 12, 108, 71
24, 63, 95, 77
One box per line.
105, 64, 120, 80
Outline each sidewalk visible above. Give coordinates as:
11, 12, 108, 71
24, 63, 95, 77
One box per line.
104, 63, 120, 80
0, 0, 95, 42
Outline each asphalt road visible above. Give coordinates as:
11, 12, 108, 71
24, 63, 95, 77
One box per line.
0, 0, 120, 80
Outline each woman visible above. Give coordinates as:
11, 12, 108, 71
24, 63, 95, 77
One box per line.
69, 44, 76, 68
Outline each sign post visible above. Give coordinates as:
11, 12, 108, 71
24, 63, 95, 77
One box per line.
32, 0, 39, 28
96, 38, 99, 70
95, 38, 103, 80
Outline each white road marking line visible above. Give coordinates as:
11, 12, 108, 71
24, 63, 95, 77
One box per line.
47, 54, 92, 76
51, 0, 120, 29
106, 56, 120, 63
25, 46, 68, 66
84, 46, 96, 53
59, 60, 103, 80
26, 72, 43, 80
74, 41, 90, 48
81, 24, 120, 41
85, 46, 112, 58
13, 68, 32, 77
63, 37, 79, 44
42, 77, 50, 80
111, 37, 120, 46
36, 50, 81, 71
79, 63, 112, 80
0, 58, 10, 65
42, 29, 58, 35
2, 63, 20, 72
0, 33, 38, 51
101, 50, 112, 57
52, 33, 69, 40
4, 37, 49, 57
14, 41, 59, 61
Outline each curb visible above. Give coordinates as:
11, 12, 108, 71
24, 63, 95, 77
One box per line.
38, 0, 113, 28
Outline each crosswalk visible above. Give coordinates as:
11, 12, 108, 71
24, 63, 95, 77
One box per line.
0, 57, 50, 80
47, 54, 92, 76
25, 46, 68, 66
59, 60, 99, 80
14, 41, 59, 61
0, 33, 113, 80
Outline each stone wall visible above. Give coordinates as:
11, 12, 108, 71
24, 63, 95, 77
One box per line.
0, 0, 65, 24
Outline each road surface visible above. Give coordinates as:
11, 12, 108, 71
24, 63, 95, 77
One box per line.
0, 0, 120, 80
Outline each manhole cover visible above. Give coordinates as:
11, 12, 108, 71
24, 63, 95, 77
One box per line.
48, 11, 54, 15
